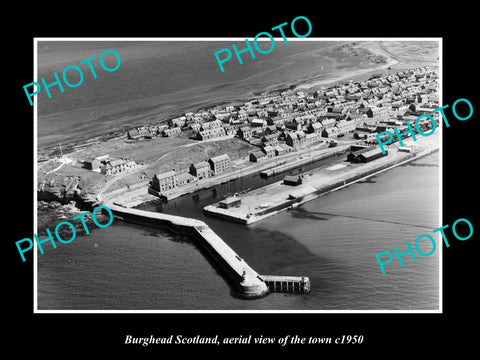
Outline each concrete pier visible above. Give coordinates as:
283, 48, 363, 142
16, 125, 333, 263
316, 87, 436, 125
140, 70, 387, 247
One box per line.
104, 202, 278, 298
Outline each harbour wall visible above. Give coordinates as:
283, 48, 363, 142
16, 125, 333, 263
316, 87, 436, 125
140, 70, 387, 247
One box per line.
147, 144, 350, 201
105, 202, 268, 298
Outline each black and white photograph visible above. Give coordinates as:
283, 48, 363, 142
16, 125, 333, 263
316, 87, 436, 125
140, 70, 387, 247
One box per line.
33, 38, 441, 311
6, 7, 477, 356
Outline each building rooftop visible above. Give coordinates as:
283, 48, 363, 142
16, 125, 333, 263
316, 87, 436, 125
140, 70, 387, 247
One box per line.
192, 161, 210, 169
219, 196, 241, 205
155, 170, 176, 179
251, 150, 266, 157
176, 172, 196, 182
305, 133, 320, 139
109, 159, 125, 167
361, 148, 387, 158
210, 154, 231, 163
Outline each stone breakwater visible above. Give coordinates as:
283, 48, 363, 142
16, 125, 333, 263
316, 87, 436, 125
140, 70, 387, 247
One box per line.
105, 202, 310, 298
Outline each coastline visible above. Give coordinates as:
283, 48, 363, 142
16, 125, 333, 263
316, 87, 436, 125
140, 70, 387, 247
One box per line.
38, 42, 411, 154
296, 57, 400, 90
38, 57, 387, 155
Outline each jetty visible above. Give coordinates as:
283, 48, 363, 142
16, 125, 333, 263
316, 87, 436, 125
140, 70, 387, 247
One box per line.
261, 275, 311, 294
104, 202, 310, 298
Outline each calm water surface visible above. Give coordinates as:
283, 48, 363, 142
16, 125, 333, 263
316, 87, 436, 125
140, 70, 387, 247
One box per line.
37, 152, 439, 310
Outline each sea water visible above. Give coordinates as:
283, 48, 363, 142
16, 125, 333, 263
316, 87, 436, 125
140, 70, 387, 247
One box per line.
37, 152, 439, 310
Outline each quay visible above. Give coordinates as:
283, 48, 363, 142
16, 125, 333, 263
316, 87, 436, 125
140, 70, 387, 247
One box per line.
147, 142, 350, 201
104, 201, 310, 298
204, 133, 439, 225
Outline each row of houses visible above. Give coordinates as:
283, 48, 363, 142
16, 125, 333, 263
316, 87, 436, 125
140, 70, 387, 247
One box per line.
236, 115, 358, 147
246, 129, 331, 162
127, 124, 170, 140
83, 156, 137, 176
127, 124, 184, 139
249, 143, 294, 162
125, 66, 438, 151
195, 127, 227, 141
150, 154, 232, 193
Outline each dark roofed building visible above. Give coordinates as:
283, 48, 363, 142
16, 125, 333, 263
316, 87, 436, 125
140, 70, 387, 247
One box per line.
347, 147, 387, 163
218, 196, 241, 209
83, 158, 100, 170
357, 147, 388, 162
347, 147, 374, 162
283, 175, 302, 186
249, 150, 266, 162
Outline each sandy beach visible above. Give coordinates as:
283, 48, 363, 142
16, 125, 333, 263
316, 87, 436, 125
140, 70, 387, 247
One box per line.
296, 40, 438, 90
296, 57, 399, 90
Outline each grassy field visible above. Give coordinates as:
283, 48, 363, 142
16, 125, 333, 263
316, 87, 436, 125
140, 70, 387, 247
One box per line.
38, 135, 258, 195
107, 137, 257, 191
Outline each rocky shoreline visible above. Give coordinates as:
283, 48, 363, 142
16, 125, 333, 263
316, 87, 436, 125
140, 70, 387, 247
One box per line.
36, 200, 110, 236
